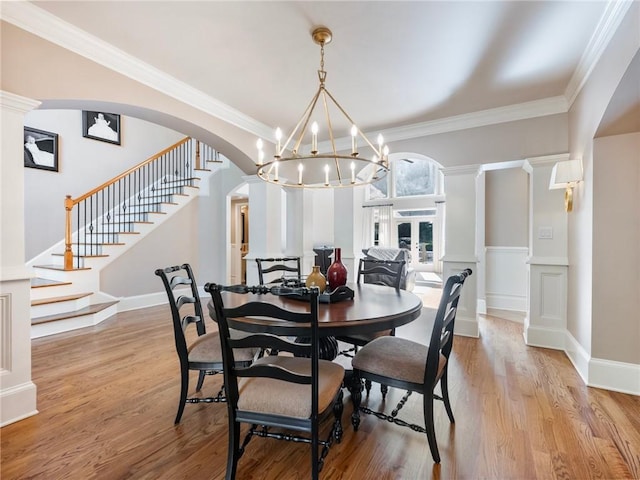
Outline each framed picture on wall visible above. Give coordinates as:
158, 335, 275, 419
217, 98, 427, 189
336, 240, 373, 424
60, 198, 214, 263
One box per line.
24, 126, 59, 172
82, 110, 121, 145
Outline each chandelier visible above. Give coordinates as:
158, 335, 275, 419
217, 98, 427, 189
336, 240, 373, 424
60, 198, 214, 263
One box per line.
256, 27, 389, 189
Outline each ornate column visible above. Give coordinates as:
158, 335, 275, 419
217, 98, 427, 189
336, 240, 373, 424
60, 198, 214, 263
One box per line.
522, 154, 570, 350
0, 91, 40, 426
441, 165, 481, 337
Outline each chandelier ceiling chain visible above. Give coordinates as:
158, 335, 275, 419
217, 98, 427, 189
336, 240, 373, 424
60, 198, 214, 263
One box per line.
255, 26, 390, 189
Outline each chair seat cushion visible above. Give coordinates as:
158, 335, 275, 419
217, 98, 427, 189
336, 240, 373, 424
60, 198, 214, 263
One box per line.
238, 356, 345, 419
189, 332, 256, 364
352, 336, 446, 385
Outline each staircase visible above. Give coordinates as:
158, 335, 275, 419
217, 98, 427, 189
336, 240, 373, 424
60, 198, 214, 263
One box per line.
28, 138, 224, 339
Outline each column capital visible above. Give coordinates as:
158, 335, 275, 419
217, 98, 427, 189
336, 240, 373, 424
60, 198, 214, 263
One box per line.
523, 153, 570, 172
441, 164, 483, 176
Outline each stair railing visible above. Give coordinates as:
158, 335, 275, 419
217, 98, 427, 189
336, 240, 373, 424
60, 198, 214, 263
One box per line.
63, 137, 219, 270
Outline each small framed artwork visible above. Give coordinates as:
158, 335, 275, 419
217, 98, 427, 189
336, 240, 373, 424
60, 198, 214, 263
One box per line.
24, 127, 59, 172
82, 110, 121, 145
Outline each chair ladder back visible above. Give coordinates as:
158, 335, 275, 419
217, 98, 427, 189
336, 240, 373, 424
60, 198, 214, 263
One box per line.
357, 258, 405, 290
206, 283, 321, 408
425, 269, 472, 384
155, 264, 206, 354
256, 257, 302, 285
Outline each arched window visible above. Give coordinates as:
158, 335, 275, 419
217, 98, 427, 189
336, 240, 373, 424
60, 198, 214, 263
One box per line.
367, 156, 443, 200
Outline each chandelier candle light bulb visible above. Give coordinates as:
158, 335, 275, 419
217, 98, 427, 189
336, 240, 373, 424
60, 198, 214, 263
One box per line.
350, 162, 355, 184
311, 122, 319, 154
325, 164, 330, 186
351, 124, 358, 156
275, 128, 282, 157
298, 163, 303, 185
256, 138, 264, 166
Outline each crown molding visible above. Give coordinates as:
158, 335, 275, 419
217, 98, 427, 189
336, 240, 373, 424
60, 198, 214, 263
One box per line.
564, 0, 635, 107
0, 91, 41, 113
319, 96, 569, 153
0, 1, 273, 140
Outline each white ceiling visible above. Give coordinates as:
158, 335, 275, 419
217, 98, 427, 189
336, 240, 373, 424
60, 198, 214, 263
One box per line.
16, 1, 639, 141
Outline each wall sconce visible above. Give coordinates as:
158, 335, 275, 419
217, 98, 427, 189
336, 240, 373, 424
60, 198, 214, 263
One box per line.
549, 159, 583, 212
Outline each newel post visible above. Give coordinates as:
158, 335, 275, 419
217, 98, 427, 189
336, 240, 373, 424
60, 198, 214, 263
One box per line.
64, 195, 74, 270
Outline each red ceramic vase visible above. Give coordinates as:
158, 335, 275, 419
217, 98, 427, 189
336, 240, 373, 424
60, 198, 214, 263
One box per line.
327, 247, 348, 291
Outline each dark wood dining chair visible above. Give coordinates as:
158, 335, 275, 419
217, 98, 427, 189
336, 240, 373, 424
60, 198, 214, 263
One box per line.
155, 264, 257, 424
206, 283, 345, 480
350, 268, 472, 463
255, 256, 302, 285
335, 258, 406, 395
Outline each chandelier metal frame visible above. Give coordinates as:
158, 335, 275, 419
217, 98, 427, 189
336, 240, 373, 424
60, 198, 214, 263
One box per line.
256, 27, 389, 189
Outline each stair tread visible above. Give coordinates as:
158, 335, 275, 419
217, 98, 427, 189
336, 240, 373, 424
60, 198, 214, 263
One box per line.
34, 265, 91, 272
32, 301, 119, 325
31, 277, 72, 288
52, 253, 110, 258
31, 292, 93, 306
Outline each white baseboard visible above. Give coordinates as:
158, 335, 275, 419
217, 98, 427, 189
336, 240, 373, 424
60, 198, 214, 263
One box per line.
117, 291, 167, 312
486, 293, 527, 312
524, 323, 565, 350
477, 299, 487, 315
0, 381, 38, 427
564, 331, 590, 385
454, 314, 479, 338
589, 357, 640, 395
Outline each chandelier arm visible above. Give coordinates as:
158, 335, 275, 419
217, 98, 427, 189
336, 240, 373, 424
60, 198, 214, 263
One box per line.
284, 87, 323, 157
323, 88, 382, 156
320, 89, 343, 183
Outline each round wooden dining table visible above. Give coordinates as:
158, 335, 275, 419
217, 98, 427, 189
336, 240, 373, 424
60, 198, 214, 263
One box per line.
207, 282, 423, 359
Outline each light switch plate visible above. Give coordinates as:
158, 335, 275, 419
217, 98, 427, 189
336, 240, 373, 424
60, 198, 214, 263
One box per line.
538, 226, 553, 239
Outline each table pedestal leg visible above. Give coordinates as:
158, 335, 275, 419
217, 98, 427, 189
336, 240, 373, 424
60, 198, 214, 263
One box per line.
294, 336, 339, 361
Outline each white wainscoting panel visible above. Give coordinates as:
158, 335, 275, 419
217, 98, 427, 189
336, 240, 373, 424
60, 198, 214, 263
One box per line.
485, 247, 528, 312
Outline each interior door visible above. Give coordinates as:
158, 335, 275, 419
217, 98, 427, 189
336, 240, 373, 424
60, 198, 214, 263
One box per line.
397, 218, 434, 271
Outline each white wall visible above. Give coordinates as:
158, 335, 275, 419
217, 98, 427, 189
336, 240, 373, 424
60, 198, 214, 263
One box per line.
23, 109, 185, 259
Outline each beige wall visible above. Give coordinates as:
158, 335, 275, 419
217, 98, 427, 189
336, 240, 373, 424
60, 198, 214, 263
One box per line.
567, 3, 640, 357
485, 168, 529, 247
592, 132, 640, 364
387, 114, 568, 168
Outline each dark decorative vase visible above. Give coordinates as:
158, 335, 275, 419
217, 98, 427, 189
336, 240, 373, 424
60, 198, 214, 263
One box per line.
327, 247, 348, 291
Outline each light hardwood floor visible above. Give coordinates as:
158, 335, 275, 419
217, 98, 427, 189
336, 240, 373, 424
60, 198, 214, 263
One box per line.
2, 291, 639, 479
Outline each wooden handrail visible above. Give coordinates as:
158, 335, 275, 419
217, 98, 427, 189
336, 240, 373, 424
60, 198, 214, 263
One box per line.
63, 136, 197, 270
69, 136, 191, 206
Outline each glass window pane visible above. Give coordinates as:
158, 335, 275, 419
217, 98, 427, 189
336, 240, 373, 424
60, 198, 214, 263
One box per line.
395, 158, 437, 197
368, 175, 388, 199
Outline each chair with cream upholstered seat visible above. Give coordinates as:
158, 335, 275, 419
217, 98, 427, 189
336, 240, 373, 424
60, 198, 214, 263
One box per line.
155, 264, 257, 424
206, 283, 345, 480
350, 268, 472, 463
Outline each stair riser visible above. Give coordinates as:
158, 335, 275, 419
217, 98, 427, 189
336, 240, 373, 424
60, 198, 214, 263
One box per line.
31, 296, 92, 318
112, 213, 149, 222
139, 194, 174, 202
31, 304, 118, 339
124, 204, 163, 213
75, 233, 121, 243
